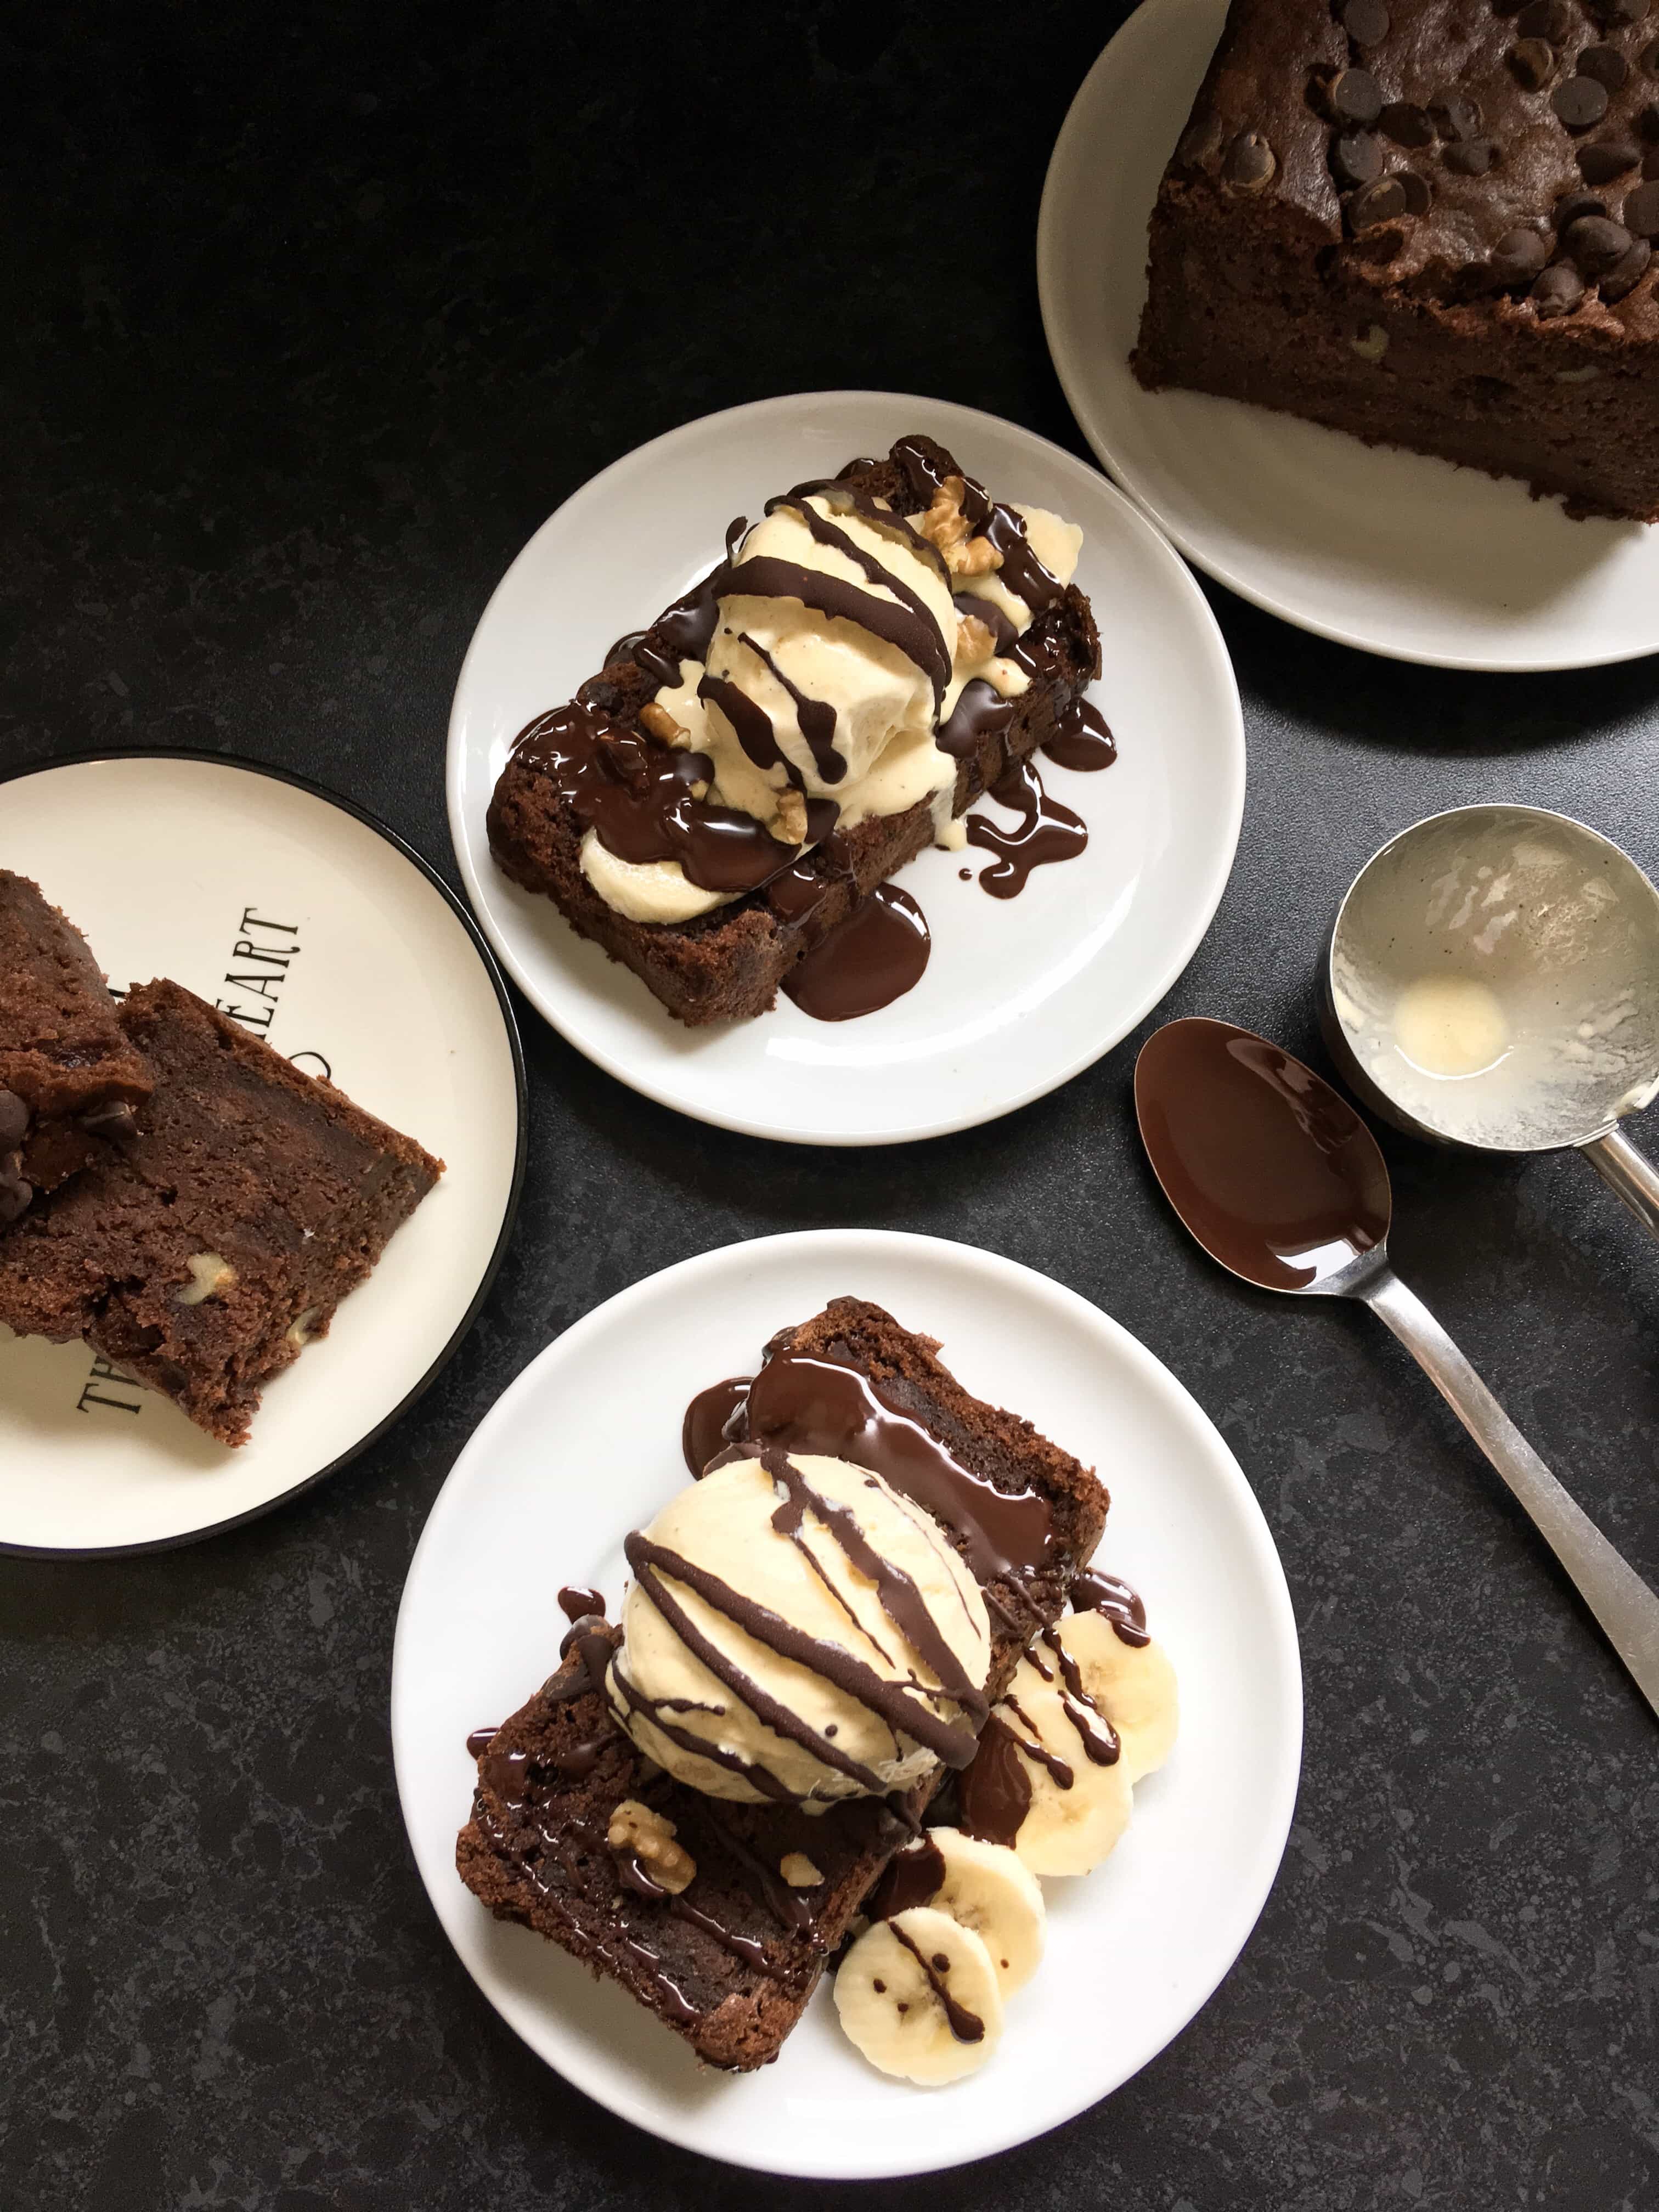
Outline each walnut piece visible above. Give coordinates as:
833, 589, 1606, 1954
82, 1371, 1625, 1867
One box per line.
285, 1305, 321, 1348
608, 1799, 696, 1894
772, 788, 808, 847
639, 701, 689, 746
779, 1852, 824, 1888
178, 1253, 237, 1306
956, 611, 996, 667
916, 475, 1002, 578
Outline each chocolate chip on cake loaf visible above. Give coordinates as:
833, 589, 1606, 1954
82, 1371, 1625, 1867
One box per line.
0, 870, 154, 1217
487, 436, 1102, 1024
455, 1297, 1109, 2070
0, 978, 443, 1446
1133, 0, 1659, 519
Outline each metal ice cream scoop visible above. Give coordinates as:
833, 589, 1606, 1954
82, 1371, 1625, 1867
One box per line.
1135, 1015, 1659, 1725
1322, 804, 1659, 1244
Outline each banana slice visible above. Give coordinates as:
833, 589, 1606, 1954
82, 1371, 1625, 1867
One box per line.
834, 1905, 1005, 2084
998, 1660, 1133, 1879
916, 1828, 1046, 1994
1052, 1611, 1180, 1786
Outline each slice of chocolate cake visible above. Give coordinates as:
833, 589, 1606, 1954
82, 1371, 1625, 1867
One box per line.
455, 1298, 1108, 2071
0, 979, 443, 1446
1133, 0, 1659, 520
0, 870, 154, 1216
487, 436, 1102, 1025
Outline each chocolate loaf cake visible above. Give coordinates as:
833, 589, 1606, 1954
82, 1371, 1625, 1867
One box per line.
487, 436, 1102, 1025
1133, 0, 1659, 520
0, 979, 443, 1445
455, 1297, 1109, 2071
0, 871, 153, 1215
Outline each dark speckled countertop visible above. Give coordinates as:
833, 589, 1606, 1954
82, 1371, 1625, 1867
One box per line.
4, 3, 1658, 2207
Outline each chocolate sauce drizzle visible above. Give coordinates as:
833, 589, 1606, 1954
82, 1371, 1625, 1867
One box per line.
1071, 1568, 1149, 1647
890, 435, 1067, 626
780, 884, 929, 1023
966, 757, 1088, 899
866, 1832, 946, 1921
1044, 696, 1116, 772
736, 631, 845, 786
890, 1921, 985, 2043
732, 1350, 1057, 1593
1032, 1628, 1120, 1767
956, 1570, 1152, 1846
721, 547, 949, 711
936, 676, 1014, 762
957, 1713, 1034, 1849
511, 702, 800, 896
682, 1376, 752, 1477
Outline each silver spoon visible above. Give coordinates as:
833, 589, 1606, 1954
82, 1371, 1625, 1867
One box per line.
1323, 804, 1659, 1242
1135, 1015, 1659, 1722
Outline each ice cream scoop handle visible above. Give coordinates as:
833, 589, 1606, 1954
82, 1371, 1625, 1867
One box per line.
1359, 1265, 1659, 1723
1580, 1126, 1659, 1244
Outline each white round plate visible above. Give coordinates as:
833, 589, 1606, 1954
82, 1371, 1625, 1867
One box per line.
392, 1229, 1302, 2179
0, 753, 524, 1556
447, 391, 1243, 1146
1039, 0, 1659, 671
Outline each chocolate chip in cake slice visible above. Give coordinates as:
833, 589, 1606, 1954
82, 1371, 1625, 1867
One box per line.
1532, 262, 1587, 313
0, 1158, 31, 1227
1328, 67, 1385, 125
1340, 0, 1391, 44
1648, 145, 1659, 175
1222, 131, 1278, 190
1640, 100, 1659, 139
1565, 211, 1635, 269
1579, 136, 1641, 182
1445, 137, 1500, 174
1332, 129, 1384, 187
1645, 37, 1659, 74
0, 1091, 28, 1152
1626, 176, 1659, 231
1176, 113, 1226, 168
1555, 189, 1607, 227
1592, 0, 1649, 24
1347, 174, 1410, 227
1516, 0, 1573, 37
1554, 75, 1612, 128
1430, 92, 1483, 140
1600, 234, 1654, 294
1380, 100, 1436, 146
1578, 43, 1631, 91
1397, 168, 1434, 213
1490, 225, 1550, 283
1509, 37, 1558, 90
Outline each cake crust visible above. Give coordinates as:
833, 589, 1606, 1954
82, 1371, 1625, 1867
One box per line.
1133, 0, 1659, 520
454, 1297, 1109, 2070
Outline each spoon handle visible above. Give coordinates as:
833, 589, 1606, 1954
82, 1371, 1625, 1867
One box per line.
1359, 1265, 1659, 1722
1580, 1126, 1659, 1244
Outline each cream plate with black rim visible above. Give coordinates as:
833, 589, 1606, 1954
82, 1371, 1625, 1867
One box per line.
0, 753, 524, 1555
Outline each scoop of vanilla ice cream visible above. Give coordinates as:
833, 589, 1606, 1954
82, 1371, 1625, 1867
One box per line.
607, 1452, 991, 1807
698, 496, 960, 820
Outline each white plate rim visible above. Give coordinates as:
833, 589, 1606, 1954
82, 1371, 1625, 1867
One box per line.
390, 1227, 1304, 2178
445, 388, 1246, 1146
1037, 0, 1659, 674
0, 747, 529, 1562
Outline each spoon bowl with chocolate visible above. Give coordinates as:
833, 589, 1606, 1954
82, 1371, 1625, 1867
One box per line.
1135, 1017, 1659, 1724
